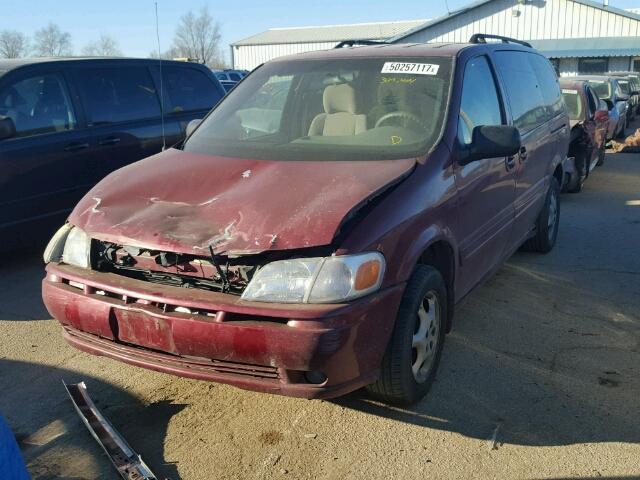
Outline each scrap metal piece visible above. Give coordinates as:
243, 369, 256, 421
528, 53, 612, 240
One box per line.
63, 381, 157, 480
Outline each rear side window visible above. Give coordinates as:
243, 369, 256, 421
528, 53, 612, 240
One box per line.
493, 51, 546, 133
76, 67, 160, 125
0, 73, 76, 138
458, 55, 503, 145
529, 54, 564, 119
163, 66, 222, 113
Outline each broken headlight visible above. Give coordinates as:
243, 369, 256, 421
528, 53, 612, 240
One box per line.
241, 252, 385, 304
44, 225, 91, 269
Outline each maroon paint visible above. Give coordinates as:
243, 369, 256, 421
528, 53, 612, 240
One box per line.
43, 262, 404, 399
69, 149, 416, 255
42, 43, 568, 399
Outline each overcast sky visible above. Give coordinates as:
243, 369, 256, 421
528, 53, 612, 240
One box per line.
3, 0, 640, 61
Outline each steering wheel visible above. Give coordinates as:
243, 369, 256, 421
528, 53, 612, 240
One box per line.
375, 111, 426, 131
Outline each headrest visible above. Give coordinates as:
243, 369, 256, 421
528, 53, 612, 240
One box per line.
323, 84, 357, 114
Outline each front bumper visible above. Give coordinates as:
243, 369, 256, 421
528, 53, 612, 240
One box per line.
43, 263, 404, 399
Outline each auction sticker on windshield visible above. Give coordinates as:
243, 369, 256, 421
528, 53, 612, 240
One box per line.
381, 62, 440, 75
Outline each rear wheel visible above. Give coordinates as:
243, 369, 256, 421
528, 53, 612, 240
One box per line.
521, 176, 560, 253
367, 265, 447, 405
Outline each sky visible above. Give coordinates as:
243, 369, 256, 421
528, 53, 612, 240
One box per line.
2, 0, 640, 63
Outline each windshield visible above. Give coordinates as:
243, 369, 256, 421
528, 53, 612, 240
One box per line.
617, 80, 630, 95
184, 57, 452, 161
587, 80, 611, 100
561, 89, 582, 120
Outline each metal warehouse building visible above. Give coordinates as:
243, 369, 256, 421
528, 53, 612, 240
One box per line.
230, 20, 427, 70
232, 0, 640, 76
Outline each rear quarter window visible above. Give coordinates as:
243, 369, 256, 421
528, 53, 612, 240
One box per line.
163, 66, 222, 113
75, 66, 161, 125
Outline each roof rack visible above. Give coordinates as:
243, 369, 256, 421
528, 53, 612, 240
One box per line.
468, 34, 532, 48
334, 39, 388, 49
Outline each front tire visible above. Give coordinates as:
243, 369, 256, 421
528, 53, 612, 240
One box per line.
596, 144, 605, 167
367, 265, 447, 405
521, 176, 560, 253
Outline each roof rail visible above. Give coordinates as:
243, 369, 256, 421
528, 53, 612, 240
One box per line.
468, 34, 532, 48
334, 39, 388, 49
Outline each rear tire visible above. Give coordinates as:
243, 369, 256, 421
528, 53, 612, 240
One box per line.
521, 176, 560, 253
367, 265, 447, 405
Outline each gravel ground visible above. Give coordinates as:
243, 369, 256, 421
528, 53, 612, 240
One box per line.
0, 148, 638, 480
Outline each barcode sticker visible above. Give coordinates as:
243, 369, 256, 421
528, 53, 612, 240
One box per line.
562, 89, 578, 94
381, 62, 440, 75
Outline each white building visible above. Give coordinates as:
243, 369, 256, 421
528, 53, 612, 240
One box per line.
231, 20, 427, 70
231, 0, 640, 76
389, 0, 640, 76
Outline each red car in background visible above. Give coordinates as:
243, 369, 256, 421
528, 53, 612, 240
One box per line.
560, 79, 609, 193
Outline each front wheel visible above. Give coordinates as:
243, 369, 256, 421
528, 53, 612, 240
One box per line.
367, 265, 447, 405
596, 144, 605, 167
521, 176, 560, 253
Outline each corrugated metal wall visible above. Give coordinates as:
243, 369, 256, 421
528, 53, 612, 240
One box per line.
400, 0, 640, 44
233, 42, 338, 70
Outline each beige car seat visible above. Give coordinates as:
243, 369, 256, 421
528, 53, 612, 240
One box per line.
308, 84, 367, 136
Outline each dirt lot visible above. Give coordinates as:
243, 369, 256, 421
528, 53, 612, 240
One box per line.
1, 148, 639, 479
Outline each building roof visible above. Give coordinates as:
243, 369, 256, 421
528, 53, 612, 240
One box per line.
530, 37, 640, 58
390, 0, 640, 43
231, 19, 428, 46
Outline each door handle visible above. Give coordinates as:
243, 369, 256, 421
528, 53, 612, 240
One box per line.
98, 137, 121, 146
505, 155, 516, 171
551, 124, 566, 135
518, 146, 528, 161
64, 142, 89, 152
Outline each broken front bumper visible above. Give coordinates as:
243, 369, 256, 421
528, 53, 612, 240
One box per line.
43, 263, 404, 399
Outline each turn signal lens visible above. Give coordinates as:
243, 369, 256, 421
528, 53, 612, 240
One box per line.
355, 260, 382, 291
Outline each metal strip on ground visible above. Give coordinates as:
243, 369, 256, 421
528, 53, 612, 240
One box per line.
63, 381, 157, 480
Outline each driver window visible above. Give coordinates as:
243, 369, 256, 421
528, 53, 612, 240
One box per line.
458, 56, 503, 145
0, 73, 76, 139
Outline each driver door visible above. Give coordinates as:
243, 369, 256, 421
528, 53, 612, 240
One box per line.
453, 55, 516, 297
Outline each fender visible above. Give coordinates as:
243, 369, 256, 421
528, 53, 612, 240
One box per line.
395, 223, 459, 287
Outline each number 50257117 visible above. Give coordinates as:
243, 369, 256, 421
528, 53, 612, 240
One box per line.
381, 62, 440, 75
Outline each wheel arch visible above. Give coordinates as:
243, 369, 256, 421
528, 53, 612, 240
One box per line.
396, 226, 458, 333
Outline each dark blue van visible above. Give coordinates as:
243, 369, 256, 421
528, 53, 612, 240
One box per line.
0, 57, 225, 250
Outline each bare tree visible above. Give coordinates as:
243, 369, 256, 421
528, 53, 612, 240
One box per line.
171, 7, 224, 67
33, 23, 72, 57
82, 34, 123, 57
0, 30, 29, 58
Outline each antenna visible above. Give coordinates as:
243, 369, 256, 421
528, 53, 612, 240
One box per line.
444, 0, 451, 14
155, 2, 166, 151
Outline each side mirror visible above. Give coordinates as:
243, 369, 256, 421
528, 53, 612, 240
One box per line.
185, 118, 202, 138
460, 125, 521, 165
0, 116, 16, 141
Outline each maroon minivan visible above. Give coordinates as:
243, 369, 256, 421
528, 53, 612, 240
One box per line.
42, 35, 569, 404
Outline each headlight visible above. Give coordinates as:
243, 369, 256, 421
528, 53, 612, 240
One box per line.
241, 252, 385, 303
44, 225, 91, 268
43, 224, 72, 263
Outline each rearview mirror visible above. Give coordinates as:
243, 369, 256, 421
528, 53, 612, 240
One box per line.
186, 118, 202, 138
0, 116, 16, 141
460, 125, 521, 165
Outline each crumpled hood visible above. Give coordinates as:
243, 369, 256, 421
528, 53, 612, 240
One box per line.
69, 149, 415, 256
